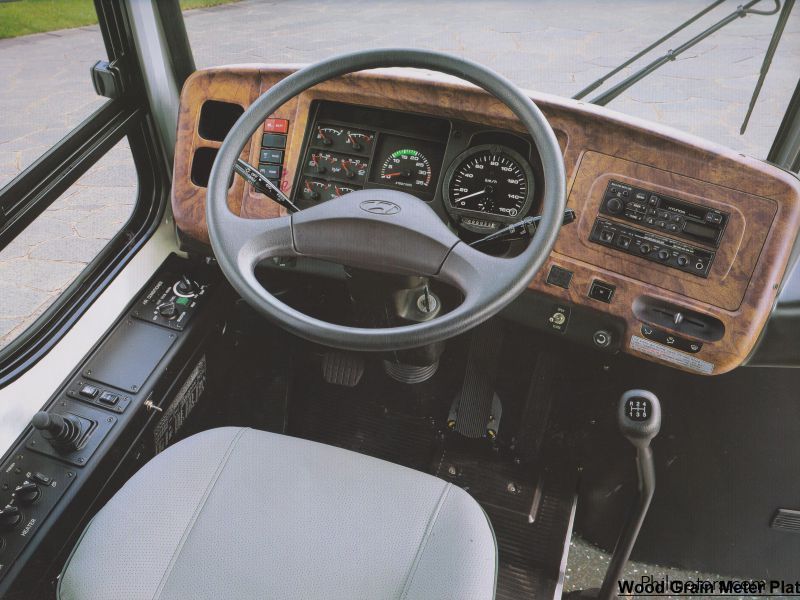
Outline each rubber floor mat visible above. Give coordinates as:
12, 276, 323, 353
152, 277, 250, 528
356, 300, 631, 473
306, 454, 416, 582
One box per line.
289, 353, 576, 598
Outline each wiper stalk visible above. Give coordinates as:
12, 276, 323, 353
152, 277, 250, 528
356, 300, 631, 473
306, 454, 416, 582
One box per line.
234, 159, 299, 213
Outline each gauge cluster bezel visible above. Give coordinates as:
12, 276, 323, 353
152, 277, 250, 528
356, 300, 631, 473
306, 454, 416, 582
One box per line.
441, 143, 536, 233
292, 101, 543, 235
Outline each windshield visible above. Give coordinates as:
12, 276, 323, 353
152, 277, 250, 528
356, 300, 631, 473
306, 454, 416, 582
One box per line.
185, 0, 799, 160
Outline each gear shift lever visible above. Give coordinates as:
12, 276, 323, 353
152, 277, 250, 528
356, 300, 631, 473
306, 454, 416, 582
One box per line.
597, 389, 661, 600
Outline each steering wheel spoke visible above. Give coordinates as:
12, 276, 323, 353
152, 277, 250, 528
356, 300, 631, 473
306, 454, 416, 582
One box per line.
219, 212, 296, 273
437, 241, 515, 305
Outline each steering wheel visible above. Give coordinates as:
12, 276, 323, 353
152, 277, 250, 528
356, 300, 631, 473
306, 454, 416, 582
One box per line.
207, 49, 566, 351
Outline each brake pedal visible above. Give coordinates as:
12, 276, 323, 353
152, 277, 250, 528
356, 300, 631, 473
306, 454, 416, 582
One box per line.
321, 352, 365, 387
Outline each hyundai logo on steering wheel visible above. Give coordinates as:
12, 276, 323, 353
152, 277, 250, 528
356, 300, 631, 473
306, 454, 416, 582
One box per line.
360, 199, 402, 215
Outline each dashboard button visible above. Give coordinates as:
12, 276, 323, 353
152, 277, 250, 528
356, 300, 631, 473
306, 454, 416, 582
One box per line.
546, 265, 573, 289
260, 149, 283, 164
588, 280, 616, 303
264, 118, 288, 133
261, 133, 287, 148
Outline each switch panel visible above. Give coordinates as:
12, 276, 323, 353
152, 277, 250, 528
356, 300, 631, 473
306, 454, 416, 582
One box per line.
0, 451, 76, 574
131, 270, 210, 331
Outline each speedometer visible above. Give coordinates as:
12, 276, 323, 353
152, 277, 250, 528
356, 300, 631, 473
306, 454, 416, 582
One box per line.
443, 145, 534, 226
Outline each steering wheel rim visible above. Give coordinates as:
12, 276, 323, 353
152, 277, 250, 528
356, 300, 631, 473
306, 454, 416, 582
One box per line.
207, 48, 566, 351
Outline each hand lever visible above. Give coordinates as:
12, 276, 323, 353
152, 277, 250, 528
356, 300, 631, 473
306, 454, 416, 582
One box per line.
597, 389, 662, 600
234, 159, 299, 213
469, 209, 576, 248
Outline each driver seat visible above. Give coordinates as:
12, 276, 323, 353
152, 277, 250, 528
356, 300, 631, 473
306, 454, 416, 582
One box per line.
58, 427, 497, 600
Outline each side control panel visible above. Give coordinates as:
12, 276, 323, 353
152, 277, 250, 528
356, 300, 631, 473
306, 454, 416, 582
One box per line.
0, 254, 219, 591
0, 451, 76, 575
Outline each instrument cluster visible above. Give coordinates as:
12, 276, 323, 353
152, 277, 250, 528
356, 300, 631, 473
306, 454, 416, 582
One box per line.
294, 102, 539, 235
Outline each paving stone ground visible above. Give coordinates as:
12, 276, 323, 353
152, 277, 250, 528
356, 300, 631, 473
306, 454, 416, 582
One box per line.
1, 0, 798, 350
0, 3, 798, 592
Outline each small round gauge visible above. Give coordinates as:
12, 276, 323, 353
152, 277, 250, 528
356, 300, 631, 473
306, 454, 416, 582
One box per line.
314, 125, 343, 147
443, 145, 534, 227
338, 156, 368, 181
344, 129, 374, 153
378, 149, 432, 191
300, 178, 361, 203
331, 183, 360, 198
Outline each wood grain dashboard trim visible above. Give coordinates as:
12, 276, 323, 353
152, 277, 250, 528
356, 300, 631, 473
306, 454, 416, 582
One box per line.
172, 66, 800, 375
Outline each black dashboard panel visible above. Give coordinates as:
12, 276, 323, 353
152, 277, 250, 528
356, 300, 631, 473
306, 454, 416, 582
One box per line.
292, 101, 541, 235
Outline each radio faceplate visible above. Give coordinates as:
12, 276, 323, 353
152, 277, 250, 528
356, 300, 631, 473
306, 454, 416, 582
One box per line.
590, 218, 715, 277
599, 180, 728, 248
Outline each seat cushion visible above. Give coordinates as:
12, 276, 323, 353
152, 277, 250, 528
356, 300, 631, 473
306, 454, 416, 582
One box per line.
58, 427, 497, 600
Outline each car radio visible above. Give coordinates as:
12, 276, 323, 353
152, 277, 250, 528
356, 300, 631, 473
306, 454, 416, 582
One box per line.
599, 180, 728, 248
590, 218, 715, 277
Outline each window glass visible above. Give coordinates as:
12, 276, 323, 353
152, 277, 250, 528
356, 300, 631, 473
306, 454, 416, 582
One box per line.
0, 21, 107, 188
0, 140, 136, 350
185, 2, 799, 159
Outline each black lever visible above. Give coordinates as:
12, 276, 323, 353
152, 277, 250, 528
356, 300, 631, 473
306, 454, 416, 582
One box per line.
595, 389, 662, 600
469, 209, 576, 248
32, 411, 89, 452
233, 159, 300, 213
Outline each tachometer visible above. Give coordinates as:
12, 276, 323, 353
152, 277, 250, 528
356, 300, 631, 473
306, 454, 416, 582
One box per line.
378, 149, 432, 191
443, 145, 534, 228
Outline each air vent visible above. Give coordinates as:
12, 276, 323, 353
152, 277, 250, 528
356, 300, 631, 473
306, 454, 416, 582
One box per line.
771, 508, 800, 533
198, 100, 244, 142
632, 296, 724, 342
190, 147, 218, 188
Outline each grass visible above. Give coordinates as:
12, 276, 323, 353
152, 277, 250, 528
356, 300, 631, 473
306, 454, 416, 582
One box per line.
0, 0, 239, 40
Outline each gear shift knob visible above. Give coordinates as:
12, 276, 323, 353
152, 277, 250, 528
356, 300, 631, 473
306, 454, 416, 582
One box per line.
618, 389, 661, 448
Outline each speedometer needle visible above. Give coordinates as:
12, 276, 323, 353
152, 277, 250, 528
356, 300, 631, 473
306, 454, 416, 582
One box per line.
456, 188, 487, 202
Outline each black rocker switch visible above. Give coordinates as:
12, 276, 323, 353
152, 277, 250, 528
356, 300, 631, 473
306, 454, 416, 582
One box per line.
597, 390, 662, 600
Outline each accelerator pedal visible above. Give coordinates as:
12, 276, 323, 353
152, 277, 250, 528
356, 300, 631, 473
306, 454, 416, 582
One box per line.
448, 320, 504, 439
321, 352, 365, 387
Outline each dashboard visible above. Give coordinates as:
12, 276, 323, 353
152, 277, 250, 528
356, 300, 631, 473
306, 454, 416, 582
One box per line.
171, 65, 800, 376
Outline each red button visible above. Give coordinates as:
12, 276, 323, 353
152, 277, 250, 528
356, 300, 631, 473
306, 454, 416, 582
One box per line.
264, 118, 289, 133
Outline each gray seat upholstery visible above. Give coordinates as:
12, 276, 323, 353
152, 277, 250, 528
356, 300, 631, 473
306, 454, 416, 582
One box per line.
58, 427, 497, 600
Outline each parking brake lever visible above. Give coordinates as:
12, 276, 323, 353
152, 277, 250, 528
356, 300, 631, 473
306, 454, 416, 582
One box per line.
469, 209, 576, 248
234, 159, 299, 213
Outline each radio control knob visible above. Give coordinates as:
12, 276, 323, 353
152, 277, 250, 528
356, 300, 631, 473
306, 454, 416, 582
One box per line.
639, 244, 651, 255
606, 197, 624, 214
677, 255, 689, 267
657, 249, 670, 261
